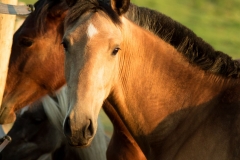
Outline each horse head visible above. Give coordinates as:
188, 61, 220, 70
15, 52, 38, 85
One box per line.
62, 0, 129, 146
0, 0, 68, 124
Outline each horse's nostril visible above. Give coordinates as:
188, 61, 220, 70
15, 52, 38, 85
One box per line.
83, 119, 94, 140
64, 117, 94, 143
64, 116, 71, 137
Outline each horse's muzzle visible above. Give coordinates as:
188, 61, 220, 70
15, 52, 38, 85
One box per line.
0, 107, 16, 124
63, 116, 94, 147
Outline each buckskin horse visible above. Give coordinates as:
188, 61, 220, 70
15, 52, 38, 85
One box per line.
1, 0, 200, 159
2, 86, 108, 160
61, 0, 240, 159
0, 0, 148, 159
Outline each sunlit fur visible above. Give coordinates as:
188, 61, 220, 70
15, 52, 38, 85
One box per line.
2, 0, 240, 124
2, 0, 162, 159
63, 0, 240, 159
5, 0, 240, 159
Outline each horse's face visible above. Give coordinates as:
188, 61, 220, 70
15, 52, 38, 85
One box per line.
0, 0, 67, 124
62, 0, 129, 146
2, 103, 62, 160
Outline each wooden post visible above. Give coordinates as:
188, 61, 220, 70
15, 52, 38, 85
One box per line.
0, 0, 18, 106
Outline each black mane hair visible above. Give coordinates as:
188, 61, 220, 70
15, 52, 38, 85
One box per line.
126, 4, 240, 78
33, 0, 68, 34
65, 0, 121, 27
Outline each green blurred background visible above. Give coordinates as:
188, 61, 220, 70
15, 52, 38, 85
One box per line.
17, 0, 240, 136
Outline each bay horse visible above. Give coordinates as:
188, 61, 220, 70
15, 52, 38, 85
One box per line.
2, 86, 108, 160
62, 0, 240, 159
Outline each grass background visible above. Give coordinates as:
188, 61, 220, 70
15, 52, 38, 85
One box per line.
131, 0, 240, 58
17, 0, 240, 135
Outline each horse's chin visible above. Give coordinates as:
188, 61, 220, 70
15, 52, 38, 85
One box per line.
0, 108, 16, 124
67, 138, 93, 148
69, 142, 91, 148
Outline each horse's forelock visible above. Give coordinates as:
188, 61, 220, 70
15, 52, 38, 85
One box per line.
33, 0, 67, 34
41, 86, 108, 160
18, 106, 30, 116
65, 0, 121, 28
41, 86, 68, 133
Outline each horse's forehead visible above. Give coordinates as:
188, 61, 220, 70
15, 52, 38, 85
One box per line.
64, 13, 92, 42
65, 12, 120, 43
92, 13, 120, 32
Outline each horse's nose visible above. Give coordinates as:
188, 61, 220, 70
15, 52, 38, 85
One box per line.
63, 116, 94, 145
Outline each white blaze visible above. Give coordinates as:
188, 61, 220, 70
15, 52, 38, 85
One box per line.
87, 23, 98, 38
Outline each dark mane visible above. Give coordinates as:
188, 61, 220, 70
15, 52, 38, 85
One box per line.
65, 0, 121, 27
126, 4, 240, 78
66, 1, 240, 78
33, 0, 68, 34
36, 0, 240, 78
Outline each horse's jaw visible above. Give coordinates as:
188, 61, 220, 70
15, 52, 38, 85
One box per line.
0, 94, 28, 124
0, 104, 16, 124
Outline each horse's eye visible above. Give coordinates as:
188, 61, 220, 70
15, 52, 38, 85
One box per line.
19, 37, 33, 47
112, 48, 120, 55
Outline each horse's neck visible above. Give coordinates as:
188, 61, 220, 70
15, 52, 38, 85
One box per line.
117, 17, 227, 128
111, 17, 238, 158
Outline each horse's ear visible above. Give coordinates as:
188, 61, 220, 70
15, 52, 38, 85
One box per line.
110, 0, 130, 15
65, 0, 77, 7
